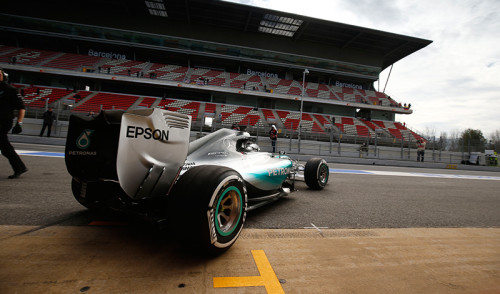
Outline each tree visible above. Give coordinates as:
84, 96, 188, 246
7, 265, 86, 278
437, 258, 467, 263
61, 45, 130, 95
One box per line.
447, 129, 461, 152
439, 131, 454, 151
458, 129, 487, 153
489, 129, 500, 152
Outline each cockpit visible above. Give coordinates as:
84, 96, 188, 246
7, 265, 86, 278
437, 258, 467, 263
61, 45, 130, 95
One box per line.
236, 137, 260, 153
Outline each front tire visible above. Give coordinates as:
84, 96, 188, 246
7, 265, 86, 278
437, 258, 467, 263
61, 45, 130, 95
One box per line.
169, 166, 247, 255
304, 158, 329, 190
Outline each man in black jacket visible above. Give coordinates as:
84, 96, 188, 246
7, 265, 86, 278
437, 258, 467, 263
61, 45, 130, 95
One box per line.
40, 107, 56, 137
0, 68, 28, 179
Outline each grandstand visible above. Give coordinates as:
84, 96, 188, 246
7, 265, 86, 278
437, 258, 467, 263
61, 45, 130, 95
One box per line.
0, 0, 432, 146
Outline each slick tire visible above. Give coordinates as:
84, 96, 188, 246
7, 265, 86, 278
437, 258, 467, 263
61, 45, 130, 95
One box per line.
304, 158, 329, 190
169, 165, 247, 255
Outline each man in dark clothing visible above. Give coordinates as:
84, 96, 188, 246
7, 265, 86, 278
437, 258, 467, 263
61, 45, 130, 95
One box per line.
0, 68, 28, 179
40, 107, 56, 137
269, 125, 278, 153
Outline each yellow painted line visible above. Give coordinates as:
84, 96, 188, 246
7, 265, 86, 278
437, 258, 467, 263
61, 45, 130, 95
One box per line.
213, 250, 285, 294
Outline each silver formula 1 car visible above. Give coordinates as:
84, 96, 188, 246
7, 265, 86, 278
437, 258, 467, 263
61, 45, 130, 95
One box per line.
65, 108, 329, 253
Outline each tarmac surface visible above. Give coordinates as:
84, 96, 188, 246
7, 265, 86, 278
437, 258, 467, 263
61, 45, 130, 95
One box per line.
0, 141, 499, 293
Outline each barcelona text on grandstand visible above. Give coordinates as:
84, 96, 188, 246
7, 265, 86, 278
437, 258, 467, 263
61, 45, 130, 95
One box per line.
335, 81, 363, 90
246, 69, 279, 79
88, 49, 127, 60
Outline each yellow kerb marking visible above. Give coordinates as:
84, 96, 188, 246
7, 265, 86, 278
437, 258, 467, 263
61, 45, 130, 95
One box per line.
213, 250, 285, 294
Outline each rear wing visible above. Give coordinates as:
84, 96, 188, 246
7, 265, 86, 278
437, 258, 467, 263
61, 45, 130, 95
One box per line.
65, 108, 191, 200
117, 108, 191, 199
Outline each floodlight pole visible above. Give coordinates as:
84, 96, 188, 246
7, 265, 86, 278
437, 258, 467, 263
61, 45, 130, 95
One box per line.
298, 68, 309, 153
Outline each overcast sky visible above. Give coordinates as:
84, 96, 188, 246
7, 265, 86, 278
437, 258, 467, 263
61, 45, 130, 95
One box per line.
225, 0, 500, 139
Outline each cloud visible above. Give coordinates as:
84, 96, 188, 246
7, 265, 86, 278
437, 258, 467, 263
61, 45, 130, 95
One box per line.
225, 0, 500, 138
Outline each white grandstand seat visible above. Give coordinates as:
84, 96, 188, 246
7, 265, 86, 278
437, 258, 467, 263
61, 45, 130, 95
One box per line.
267, 78, 303, 96
276, 110, 298, 130
190, 68, 227, 87
229, 73, 262, 90
158, 99, 201, 121
148, 64, 188, 81
305, 82, 337, 100
101, 60, 149, 76
219, 105, 264, 127
275, 110, 318, 133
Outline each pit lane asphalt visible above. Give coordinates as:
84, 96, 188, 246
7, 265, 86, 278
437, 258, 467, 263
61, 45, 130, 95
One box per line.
1, 142, 499, 229
1, 143, 500, 293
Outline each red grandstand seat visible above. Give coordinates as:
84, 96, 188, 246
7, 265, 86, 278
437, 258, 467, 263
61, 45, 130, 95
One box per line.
372, 120, 386, 128
44, 53, 103, 70
157, 99, 201, 121
356, 125, 370, 137
261, 109, 276, 123
341, 117, 354, 125
204, 103, 216, 114
388, 128, 403, 139
73, 92, 139, 113
0, 48, 59, 65
139, 97, 157, 108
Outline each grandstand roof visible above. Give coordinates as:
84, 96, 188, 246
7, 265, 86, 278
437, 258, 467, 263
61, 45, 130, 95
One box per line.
166, 0, 432, 70
2, 0, 431, 72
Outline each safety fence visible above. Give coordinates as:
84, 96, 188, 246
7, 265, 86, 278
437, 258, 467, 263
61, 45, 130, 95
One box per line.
23, 104, 497, 167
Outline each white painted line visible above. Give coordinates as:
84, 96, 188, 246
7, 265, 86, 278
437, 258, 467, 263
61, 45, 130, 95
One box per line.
304, 223, 328, 237
331, 169, 500, 181
16, 149, 64, 158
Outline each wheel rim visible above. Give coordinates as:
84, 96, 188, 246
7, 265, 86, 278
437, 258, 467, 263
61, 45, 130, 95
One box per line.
215, 186, 242, 236
318, 164, 329, 184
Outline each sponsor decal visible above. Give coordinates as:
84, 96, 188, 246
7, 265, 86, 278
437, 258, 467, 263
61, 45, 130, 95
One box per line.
208, 207, 217, 244
126, 126, 169, 141
267, 167, 290, 176
76, 129, 94, 149
207, 151, 228, 157
182, 162, 196, 171
68, 150, 97, 156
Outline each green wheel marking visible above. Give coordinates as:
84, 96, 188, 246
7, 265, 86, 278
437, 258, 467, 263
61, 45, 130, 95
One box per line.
215, 186, 242, 237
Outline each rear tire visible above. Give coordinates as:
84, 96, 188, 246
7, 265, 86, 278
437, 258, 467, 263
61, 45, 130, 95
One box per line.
169, 166, 247, 255
304, 158, 329, 190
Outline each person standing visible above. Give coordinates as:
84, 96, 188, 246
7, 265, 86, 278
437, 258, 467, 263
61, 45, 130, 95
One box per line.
417, 139, 426, 162
269, 125, 278, 153
40, 107, 56, 137
0, 68, 28, 179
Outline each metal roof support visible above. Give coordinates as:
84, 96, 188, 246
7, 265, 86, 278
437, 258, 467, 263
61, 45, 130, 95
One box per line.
383, 64, 393, 93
